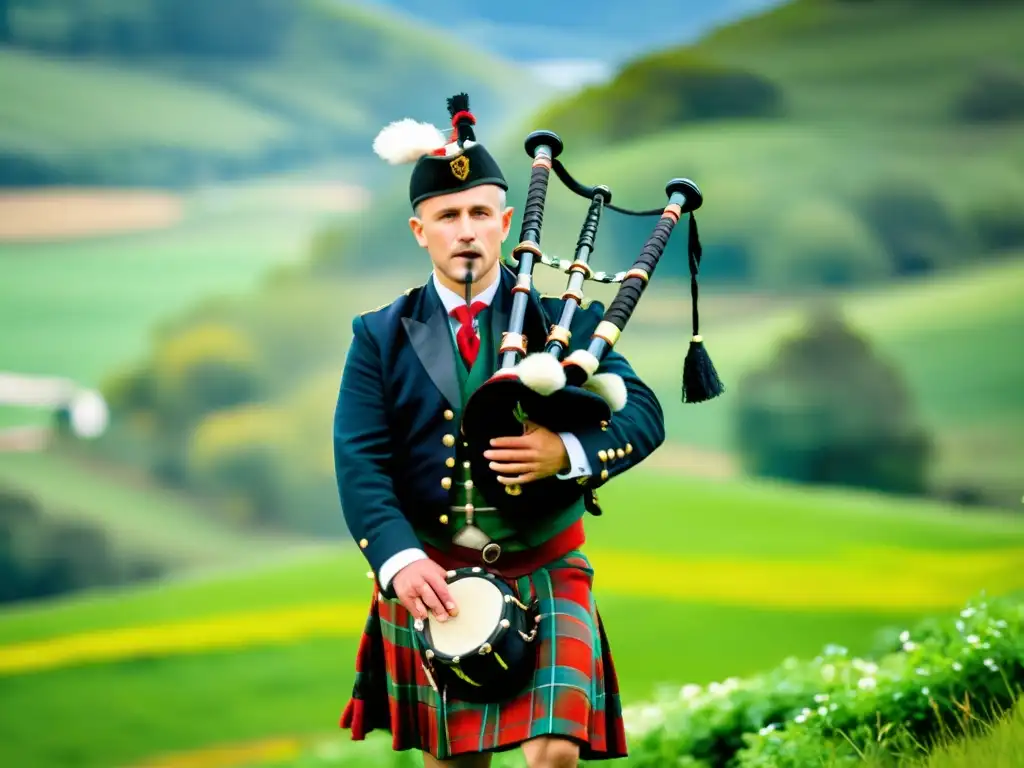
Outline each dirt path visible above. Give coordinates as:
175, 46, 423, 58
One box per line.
0, 189, 185, 242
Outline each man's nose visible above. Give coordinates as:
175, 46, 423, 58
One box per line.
457, 213, 475, 239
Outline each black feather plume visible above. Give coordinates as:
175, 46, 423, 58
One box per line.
447, 93, 470, 118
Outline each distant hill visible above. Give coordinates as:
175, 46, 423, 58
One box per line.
353, 0, 784, 70
325, 0, 1024, 287
0, 0, 535, 188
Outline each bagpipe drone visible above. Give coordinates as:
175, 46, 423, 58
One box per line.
460, 129, 725, 517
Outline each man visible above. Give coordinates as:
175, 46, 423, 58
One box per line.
334, 93, 665, 767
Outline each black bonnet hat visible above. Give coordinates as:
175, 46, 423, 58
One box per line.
372, 92, 508, 210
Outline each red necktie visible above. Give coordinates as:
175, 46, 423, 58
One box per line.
450, 301, 486, 368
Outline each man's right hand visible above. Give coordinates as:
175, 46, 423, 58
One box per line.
392, 558, 458, 622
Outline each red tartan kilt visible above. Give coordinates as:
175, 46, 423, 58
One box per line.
340, 551, 628, 761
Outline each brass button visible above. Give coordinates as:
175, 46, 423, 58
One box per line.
359, 538, 369, 549
465, 503, 474, 515
601, 420, 609, 431
600, 469, 608, 480
441, 477, 452, 490
616, 448, 625, 459
625, 443, 633, 454
446, 457, 455, 468
597, 450, 607, 462
444, 409, 454, 420
608, 446, 616, 457
465, 479, 474, 490
443, 434, 455, 447
463, 461, 471, 469
440, 514, 449, 524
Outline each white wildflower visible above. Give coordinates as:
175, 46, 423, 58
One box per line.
916, 667, 929, 676
922, 687, 930, 696
899, 630, 910, 643
956, 620, 965, 632
814, 693, 830, 703
952, 662, 963, 672
984, 658, 999, 671
795, 714, 807, 724
858, 676, 877, 690
818, 706, 829, 716
759, 723, 777, 736
680, 684, 702, 700
961, 607, 976, 618
821, 664, 836, 682
903, 641, 917, 652
967, 634, 981, 646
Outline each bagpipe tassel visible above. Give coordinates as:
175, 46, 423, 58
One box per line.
682, 212, 725, 403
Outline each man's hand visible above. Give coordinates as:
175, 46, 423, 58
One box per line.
392, 558, 458, 622
484, 420, 570, 485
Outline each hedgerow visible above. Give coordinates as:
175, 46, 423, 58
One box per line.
615, 591, 1023, 767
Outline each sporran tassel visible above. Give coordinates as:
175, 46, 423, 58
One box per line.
682, 212, 725, 403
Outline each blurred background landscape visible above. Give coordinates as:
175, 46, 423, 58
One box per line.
1, 0, 1022, 766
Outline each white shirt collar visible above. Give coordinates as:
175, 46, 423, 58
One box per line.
432, 270, 500, 315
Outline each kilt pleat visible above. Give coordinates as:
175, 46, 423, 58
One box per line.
338, 550, 628, 761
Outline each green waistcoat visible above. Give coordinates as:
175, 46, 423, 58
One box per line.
419, 305, 586, 553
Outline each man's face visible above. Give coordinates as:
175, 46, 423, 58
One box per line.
409, 184, 514, 289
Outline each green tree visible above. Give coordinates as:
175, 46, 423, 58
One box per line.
734, 305, 933, 495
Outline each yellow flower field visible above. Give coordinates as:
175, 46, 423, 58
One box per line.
3, 545, 1022, 679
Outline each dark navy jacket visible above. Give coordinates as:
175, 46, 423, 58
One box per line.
332, 263, 666, 577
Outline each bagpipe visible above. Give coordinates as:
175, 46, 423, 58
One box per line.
460, 129, 724, 517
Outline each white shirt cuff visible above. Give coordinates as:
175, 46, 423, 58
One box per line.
556, 432, 592, 479
378, 548, 428, 590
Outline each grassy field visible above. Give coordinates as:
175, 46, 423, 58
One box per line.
0, 177, 366, 424
0, 1, 533, 187
597, 257, 1024, 502
0, 50, 290, 157
1, 466, 1022, 767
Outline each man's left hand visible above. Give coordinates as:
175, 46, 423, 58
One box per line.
484, 421, 569, 485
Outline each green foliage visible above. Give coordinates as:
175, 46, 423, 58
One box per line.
0, 486, 162, 605
957, 170, 1024, 253
851, 176, 971, 278
533, 50, 783, 148
734, 305, 933, 495
752, 198, 891, 288
598, 593, 1024, 768
734, 593, 1024, 767
954, 63, 1024, 123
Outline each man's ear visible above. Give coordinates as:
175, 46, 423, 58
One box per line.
409, 216, 427, 247
501, 206, 514, 242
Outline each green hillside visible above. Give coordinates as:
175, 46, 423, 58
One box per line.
0, 0, 534, 187
621, 256, 1024, 506
1, 467, 1022, 767
323, 0, 1024, 282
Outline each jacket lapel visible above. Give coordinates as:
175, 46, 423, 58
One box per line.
402, 266, 554, 408
401, 281, 462, 410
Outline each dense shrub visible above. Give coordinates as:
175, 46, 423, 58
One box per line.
188, 403, 290, 528
734, 305, 933, 495
533, 50, 784, 148
0, 487, 163, 605
751, 198, 891, 289
958, 171, 1024, 253
613, 592, 1023, 768
151, 322, 265, 422
851, 177, 969, 277
954, 63, 1024, 123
